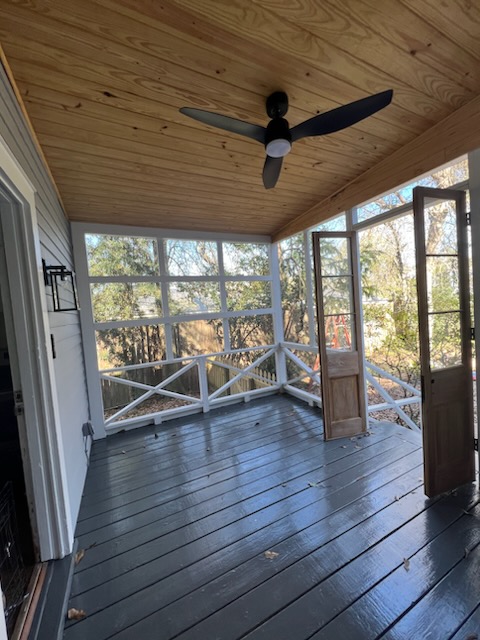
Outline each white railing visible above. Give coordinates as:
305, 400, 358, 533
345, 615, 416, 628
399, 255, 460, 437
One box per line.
279, 342, 422, 430
280, 342, 321, 407
100, 345, 281, 431
365, 361, 422, 431
99, 341, 422, 432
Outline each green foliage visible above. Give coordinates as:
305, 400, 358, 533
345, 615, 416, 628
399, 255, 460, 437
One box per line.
278, 233, 309, 343
88, 236, 275, 368
86, 234, 159, 276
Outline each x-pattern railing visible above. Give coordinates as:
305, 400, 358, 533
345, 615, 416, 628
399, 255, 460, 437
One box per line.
99, 342, 422, 431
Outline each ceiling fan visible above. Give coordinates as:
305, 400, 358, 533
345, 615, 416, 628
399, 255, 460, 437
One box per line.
180, 89, 393, 189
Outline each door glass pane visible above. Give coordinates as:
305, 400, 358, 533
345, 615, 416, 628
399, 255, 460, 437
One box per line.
429, 311, 462, 369
322, 276, 353, 316
424, 200, 458, 255
426, 256, 460, 313
319, 237, 351, 276
325, 314, 354, 350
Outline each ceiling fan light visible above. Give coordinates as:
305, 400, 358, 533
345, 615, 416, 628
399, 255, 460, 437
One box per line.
266, 138, 292, 158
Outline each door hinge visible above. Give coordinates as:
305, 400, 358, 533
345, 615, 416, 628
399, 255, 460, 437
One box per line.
467, 211, 472, 226
475, 438, 478, 452
471, 327, 475, 340
14, 390, 24, 416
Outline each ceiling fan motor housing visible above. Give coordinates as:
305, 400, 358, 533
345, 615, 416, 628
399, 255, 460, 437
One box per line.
265, 118, 292, 157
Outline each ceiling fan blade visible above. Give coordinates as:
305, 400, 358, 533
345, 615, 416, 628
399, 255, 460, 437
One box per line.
290, 90, 393, 142
263, 155, 283, 189
180, 107, 266, 143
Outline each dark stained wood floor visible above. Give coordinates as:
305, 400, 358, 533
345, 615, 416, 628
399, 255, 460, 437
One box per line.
63, 396, 480, 640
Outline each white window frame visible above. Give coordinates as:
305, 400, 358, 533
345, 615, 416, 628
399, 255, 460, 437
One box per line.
72, 222, 273, 437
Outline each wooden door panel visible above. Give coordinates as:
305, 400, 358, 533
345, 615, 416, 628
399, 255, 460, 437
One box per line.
328, 350, 359, 378
414, 186, 474, 497
331, 377, 360, 419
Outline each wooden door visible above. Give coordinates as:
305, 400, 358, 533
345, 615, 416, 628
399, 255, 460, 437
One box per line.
312, 231, 367, 440
413, 186, 475, 497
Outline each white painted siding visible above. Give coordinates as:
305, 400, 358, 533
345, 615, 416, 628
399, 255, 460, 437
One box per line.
0, 66, 90, 529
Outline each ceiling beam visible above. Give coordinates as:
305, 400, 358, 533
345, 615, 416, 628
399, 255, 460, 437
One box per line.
272, 93, 480, 242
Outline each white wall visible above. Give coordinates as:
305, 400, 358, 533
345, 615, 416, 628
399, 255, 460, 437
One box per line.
0, 66, 90, 532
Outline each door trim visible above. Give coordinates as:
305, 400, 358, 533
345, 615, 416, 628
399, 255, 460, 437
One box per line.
0, 134, 73, 560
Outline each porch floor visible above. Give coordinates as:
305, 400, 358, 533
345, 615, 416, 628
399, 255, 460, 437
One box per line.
64, 396, 480, 640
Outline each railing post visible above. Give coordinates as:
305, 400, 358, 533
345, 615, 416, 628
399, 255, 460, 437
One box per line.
198, 356, 210, 413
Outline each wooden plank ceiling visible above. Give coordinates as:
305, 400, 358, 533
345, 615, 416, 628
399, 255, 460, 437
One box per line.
0, 0, 480, 239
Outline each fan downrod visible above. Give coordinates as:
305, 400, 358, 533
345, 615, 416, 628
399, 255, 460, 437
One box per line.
266, 91, 289, 119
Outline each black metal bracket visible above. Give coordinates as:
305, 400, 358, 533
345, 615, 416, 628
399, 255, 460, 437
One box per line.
475, 438, 478, 452
42, 259, 80, 312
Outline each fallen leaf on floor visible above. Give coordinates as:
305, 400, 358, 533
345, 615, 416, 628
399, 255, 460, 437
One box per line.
403, 558, 410, 571
394, 496, 400, 501
255, 421, 260, 426
206, 448, 210, 451
264, 550, 279, 559
465, 634, 478, 640
281, 483, 287, 487
74, 549, 85, 565
86, 542, 97, 550
354, 445, 362, 449
121, 450, 126, 454
350, 437, 357, 442
463, 509, 474, 516
154, 433, 159, 439
308, 481, 318, 487
341, 445, 347, 449
67, 608, 87, 621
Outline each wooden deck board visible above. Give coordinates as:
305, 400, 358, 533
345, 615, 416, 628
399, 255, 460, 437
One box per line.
63, 396, 480, 640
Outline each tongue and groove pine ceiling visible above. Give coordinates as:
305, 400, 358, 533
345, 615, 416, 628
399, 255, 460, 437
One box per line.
0, 0, 479, 240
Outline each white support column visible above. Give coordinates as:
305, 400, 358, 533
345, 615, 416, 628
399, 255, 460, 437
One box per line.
158, 238, 174, 360
270, 242, 287, 386
72, 227, 106, 438
217, 241, 231, 352
345, 208, 354, 231
198, 355, 210, 413
468, 150, 480, 442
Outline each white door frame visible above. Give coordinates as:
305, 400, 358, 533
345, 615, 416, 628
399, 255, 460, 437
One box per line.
0, 134, 73, 561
